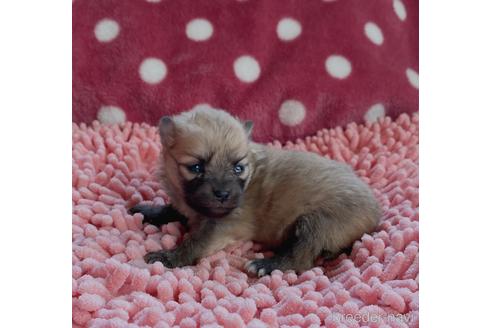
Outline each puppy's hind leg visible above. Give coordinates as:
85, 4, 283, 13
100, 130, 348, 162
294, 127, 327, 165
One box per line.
246, 213, 330, 277
129, 204, 188, 227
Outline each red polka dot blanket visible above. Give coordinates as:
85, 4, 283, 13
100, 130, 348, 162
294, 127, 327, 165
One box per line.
72, 0, 418, 142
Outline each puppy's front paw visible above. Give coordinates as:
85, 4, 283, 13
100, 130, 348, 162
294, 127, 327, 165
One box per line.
129, 204, 188, 227
144, 250, 180, 268
128, 204, 159, 225
245, 258, 280, 277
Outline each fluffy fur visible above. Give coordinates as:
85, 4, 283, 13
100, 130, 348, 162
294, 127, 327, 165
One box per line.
131, 107, 381, 276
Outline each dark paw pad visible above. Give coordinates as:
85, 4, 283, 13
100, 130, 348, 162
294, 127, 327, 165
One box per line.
128, 204, 145, 215
143, 251, 179, 268
128, 204, 162, 225
245, 258, 280, 277
129, 204, 188, 226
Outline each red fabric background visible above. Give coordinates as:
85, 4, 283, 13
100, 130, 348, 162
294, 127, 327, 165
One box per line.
73, 0, 418, 142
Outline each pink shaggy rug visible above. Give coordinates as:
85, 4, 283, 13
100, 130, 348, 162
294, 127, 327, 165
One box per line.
72, 113, 419, 328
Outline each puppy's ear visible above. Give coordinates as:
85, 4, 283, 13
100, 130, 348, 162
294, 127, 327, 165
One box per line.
159, 116, 176, 147
243, 120, 254, 138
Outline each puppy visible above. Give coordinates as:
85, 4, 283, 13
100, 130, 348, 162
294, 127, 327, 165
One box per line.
130, 107, 380, 276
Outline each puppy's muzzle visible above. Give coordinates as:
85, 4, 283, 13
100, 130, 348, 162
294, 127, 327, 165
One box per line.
213, 189, 230, 202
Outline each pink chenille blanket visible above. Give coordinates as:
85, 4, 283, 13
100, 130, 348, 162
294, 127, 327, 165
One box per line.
72, 113, 419, 327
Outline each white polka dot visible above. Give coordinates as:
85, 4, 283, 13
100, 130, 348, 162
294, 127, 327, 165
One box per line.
276, 18, 302, 41
94, 19, 120, 43
139, 58, 167, 84
393, 0, 407, 21
278, 100, 306, 126
186, 18, 214, 42
325, 55, 352, 79
406, 68, 419, 89
97, 106, 126, 124
364, 103, 385, 123
233, 56, 261, 83
364, 22, 384, 46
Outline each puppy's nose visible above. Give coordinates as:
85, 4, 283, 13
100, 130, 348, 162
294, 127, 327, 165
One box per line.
213, 189, 230, 202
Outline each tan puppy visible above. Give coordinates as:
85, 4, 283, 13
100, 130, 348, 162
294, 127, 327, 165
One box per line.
130, 107, 380, 276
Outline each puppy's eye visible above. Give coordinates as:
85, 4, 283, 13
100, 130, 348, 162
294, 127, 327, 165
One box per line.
233, 164, 244, 175
187, 163, 204, 174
